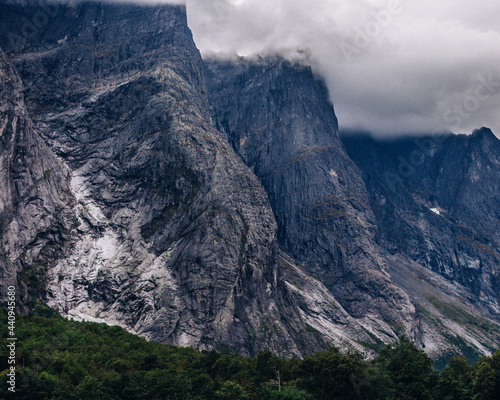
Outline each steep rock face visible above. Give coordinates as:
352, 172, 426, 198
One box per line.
0, 48, 75, 305
0, 1, 381, 356
204, 59, 500, 360
341, 130, 500, 318
204, 58, 415, 340
2, 0, 498, 361
0, 1, 283, 354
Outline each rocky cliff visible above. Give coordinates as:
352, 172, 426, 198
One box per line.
1, 0, 499, 361
0, 0, 384, 357
0, 47, 75, 308
341, 129, 500, 314
341, 129, 500, 361
204, 58, 415, 341
204, 58, 500, 360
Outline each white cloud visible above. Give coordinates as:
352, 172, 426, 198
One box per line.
185, 0, 500, 136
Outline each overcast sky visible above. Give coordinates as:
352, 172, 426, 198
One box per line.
181, 0, 500, 137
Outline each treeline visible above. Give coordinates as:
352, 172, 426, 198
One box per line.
1, 307, 499, 400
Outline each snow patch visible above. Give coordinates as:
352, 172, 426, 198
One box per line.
57, 35, 68, 45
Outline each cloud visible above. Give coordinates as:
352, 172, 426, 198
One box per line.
185, 0, 500, 136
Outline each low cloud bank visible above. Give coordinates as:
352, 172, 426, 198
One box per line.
186, 0, 500, 136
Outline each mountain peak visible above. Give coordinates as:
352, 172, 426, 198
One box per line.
472, 127, 497, 140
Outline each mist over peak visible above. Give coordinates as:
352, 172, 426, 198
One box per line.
186, 0, 500, 137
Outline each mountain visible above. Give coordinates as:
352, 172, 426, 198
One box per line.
204, 57, 415, 338
203, 58, 500, 360
341, 129, 500, 311
1, 0, 499, 361
0, 0, 382, 357
341, 129, 500, 360
0, 46, 75, 308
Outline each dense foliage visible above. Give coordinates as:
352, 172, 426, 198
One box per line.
1, 308, 499, 399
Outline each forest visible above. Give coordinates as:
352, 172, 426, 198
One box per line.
1, 306, 499, 400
